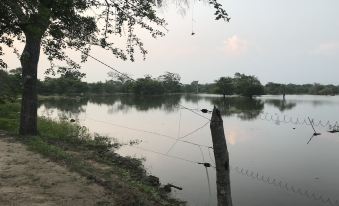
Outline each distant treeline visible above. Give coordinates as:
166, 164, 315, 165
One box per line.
186, 82, 339, 96
1, 67, 338, 102
264, 82, 339, 95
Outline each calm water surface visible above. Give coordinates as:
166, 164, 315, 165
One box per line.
38, 94, 339, 206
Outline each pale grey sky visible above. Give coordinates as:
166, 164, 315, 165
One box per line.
3, 0, 339, 84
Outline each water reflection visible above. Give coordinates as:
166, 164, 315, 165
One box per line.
39, 97, 87, 119
101, 95, 181, 113
37, 94, 339, 206
39, 94, 269, 121
210, 97, 264, 120
87, 95, 179, 109
264, 99, 296, 112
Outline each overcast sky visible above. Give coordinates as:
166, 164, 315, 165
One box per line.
3, 0, 339, 84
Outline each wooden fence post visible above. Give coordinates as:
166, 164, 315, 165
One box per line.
210, 106, 233, 206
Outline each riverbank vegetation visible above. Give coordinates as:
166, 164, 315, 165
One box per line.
0, 102, 184, 206
1, 68, 339, 98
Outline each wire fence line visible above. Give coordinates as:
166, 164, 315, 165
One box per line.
179, 104, 211, 121
39, 103, 339, 205
85, 115, 213, 149
123, 142, 339, 206
258, 112, 339, 130
131, 145, 201, 164
165, 108, 183, 155
176, 105, 339, 130
232, 166, 339, 206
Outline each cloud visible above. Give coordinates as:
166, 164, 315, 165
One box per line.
310, 42, 339, 56
224, 35, 248, 56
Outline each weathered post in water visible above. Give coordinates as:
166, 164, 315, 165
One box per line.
210, 106, 232, 206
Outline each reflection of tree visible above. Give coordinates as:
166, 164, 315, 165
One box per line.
210, 97, 264, 120
39, 97, 88, 114
88, 95, 119, 106
182, 94, 201, 104
88, 94, 181, 113
39, 95, 266, 120
117, 95, 181, 113
39, 95, 182, 115
265, 99, 296, 112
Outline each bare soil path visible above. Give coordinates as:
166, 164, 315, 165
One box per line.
0, 132, 116, 206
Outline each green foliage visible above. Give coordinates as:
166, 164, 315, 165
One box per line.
215, 77, 234, 96
183, 81, 199, 93
158, 72, 182, 93
57, 67, 86, 81
38, 117, 89, 140
203, 73, 264, 98
264, 82, 285, 95
27, 137, 70, 161
0, 69, 21, 102
133, 75, 165, 95
233, 73, 264, 98
38, 71, 184, 95
265, 83, 339, 95
39, 77, 88, 95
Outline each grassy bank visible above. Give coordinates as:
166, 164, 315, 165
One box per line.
0, 103, 184, 206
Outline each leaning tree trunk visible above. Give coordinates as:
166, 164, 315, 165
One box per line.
19, 34, 42, 136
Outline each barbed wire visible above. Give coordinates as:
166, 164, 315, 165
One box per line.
126, 143, 339, 206
258, 112, 339, 131
179, 104, 211, 121
232, 166, 339, 206
176, 104, 339, 131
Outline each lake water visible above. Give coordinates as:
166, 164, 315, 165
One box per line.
38, 94, 339, 206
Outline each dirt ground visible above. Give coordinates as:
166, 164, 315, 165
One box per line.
0, 132, 117, 206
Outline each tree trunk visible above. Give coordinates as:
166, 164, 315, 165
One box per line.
19, 34, 42, 136
210, 106, 232, 206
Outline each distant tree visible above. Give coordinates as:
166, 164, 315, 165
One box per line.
57, 67, 86, 81
215, 77, 234, 97
107, 72, 131, 84
158, 72, 182, 93
233, 73, 264, 98
0, 0, 229, 135
264, 82, 285, 95
182, 81, 199, 93
133, 75, 165, 95
191, 81, 199, 93
39, 67, 87, 95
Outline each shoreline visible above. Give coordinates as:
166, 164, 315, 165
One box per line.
0, 102, 185, 206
